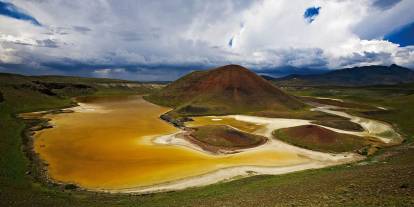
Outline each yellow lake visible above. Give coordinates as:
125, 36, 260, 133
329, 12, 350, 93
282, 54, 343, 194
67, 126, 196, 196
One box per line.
186, 116, 264, 133
34, 95, 308, 190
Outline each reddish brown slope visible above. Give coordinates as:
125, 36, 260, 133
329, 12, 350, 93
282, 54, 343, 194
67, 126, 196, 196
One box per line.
147, 64, 305, 115
273, 125, 370, 152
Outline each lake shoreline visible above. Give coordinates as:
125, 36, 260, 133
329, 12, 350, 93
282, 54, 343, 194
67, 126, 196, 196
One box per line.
20, 95, 400, 195
19, 103, 84, 191
99, 155, 363, 194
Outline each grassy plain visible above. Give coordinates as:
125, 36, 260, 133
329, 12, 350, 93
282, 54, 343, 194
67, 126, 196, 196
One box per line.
1, 73, 414, 206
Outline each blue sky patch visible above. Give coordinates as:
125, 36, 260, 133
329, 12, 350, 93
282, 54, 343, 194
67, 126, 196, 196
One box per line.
384, 21, 414, 47
0, 1, 41, 26
304, 6, 321, 23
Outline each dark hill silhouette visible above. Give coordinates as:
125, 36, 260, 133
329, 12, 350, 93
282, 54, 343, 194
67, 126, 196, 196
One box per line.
274, 64, 414, 86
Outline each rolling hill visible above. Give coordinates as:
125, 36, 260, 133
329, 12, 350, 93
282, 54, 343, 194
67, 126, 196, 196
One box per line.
273, 64, 414, 86
0, 72, 159, 111
146, 64, 305, 116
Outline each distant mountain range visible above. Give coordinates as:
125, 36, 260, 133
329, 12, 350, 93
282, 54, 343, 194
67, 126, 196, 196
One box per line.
270, 64, 414, 86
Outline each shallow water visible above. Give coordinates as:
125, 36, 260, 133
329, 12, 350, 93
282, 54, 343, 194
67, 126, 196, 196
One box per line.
186, 116, 264, 133
34, 96, 307, 190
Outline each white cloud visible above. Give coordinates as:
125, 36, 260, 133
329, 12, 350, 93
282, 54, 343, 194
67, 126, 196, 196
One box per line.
93, 68, 112, 75
93, 68, 126, 78
353, 0, 414, 39
1, 0, 414, 80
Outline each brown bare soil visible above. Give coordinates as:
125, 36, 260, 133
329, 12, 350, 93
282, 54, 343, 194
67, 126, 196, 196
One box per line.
273, 125, 372, 153
146, 64, 305, 115
187, 125, 268, 153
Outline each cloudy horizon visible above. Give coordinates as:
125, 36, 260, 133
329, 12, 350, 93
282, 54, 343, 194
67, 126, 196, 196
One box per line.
1, 0, 414, 81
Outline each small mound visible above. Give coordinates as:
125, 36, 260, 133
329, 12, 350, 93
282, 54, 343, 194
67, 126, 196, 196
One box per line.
273, 125, 369, 153
311, 120, 364, 132
188, 125, 267, 152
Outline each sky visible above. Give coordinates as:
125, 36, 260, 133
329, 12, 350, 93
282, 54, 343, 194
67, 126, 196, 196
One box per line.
0, 0, 414, 81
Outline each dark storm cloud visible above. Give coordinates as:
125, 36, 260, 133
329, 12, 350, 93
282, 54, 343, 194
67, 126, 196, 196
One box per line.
20, 57, 214, 81
337, 52, 393, 67
4, 38, 58, 48
72, 26, 92, 34
372, 0, 402, 10
36, 39, 58, 48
